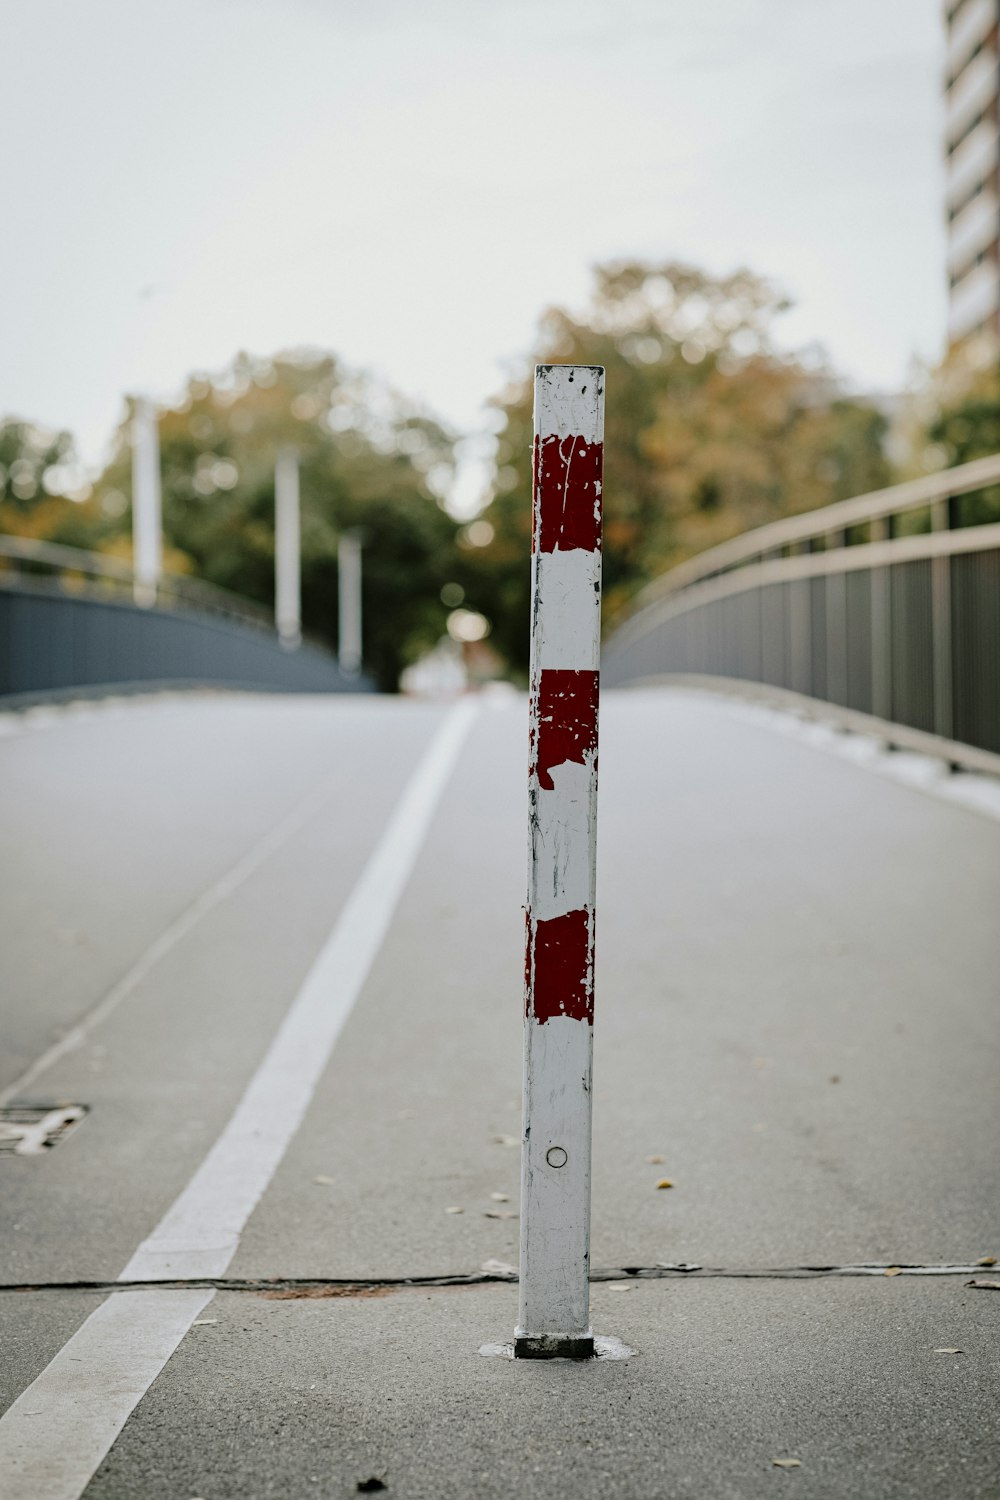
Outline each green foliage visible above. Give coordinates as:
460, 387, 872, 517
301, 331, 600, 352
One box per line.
466, 261, 891, 674
925, 364, 1000, 527
1, 353, 461, 689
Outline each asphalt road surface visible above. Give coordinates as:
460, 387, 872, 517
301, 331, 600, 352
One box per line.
1, 686, 998, 1500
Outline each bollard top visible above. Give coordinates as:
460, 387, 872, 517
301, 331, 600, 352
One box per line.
534, 366, 605, 445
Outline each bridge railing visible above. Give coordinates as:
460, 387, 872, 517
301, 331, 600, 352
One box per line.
603, 453, 1000, 769
0, 534, 275, 632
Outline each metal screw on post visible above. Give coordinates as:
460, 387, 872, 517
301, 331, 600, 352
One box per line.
275, 448, 301, 650
338, 530, 363, 677
131, 398, 162, 609
516, 364, 604, 1361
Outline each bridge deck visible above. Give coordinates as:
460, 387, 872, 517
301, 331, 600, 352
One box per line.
1, 688, 998, 1499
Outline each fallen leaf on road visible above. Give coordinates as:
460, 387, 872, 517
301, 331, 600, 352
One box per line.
884, 1267, 902, 1276
493, 1134, 518, 1147
966, 1278, 1000, 1290
313, 1174, 335, 1186
483, 1210, 518, 1220
933, 1348, 963, 1354
975, 1256, 997, 1267
481, 1258, 517, 1276
490, 1192, 510, 1202
445, 1206, 463, 1215
656, 1178, 674, 1190
646, 1154, 664, 1164
772, 1458, 801, 1469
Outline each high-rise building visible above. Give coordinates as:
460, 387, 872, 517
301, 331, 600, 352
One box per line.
945, 0, 1000, 351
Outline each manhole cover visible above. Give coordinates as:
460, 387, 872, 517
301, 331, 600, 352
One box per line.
0, 1105, 87, 1155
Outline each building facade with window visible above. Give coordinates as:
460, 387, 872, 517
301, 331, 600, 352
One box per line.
945, 0, 1000, 350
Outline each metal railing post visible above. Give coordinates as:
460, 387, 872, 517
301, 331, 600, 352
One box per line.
931, 498, 954, 739
789, 543, 812, 696
870, 515, 892, 719
517, 364, 604, 1360
825, 530, 848, 705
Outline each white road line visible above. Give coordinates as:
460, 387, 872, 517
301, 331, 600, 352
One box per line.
122, 695, 478, 1281
0, 697, 479, 1500
0, 1291, 214, 1500
2, 762, 356, 1107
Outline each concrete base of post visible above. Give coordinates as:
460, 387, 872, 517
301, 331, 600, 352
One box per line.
513, 1333, 595, 1360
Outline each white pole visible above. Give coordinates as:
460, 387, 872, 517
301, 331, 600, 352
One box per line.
516, 364, 605, 1359
275, 448, 301, 649
338, 530, 363, 677
131, 399, 162, 609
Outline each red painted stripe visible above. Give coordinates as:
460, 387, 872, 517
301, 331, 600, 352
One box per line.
525, 908, 594, 1023
533, 435, 603, 554
531, 669, 599, 791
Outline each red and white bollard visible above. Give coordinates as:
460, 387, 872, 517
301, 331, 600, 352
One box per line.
516, 364, 605, 1359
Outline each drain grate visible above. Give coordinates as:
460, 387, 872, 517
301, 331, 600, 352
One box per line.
0, 1104, 87, 1155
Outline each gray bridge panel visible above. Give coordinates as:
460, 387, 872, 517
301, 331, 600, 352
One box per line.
0, 584, 369, 699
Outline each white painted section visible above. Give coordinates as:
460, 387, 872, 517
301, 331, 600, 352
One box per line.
532, 550, 601, 670
0, 764, 357, 1109
121, 697, 477, 1281
529, 756, 598, 924
275, 447, 301, 647
0, 1289, 214, 1500
338, 530, 363, 676
517, 1016, 594, 1339
130, 399, 161, 608
534, 364, 605, 445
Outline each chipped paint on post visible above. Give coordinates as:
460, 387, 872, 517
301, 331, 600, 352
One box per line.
516, 364, 604, 1360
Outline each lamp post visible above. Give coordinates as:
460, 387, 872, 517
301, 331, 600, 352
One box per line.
275, 448, 301, 649
131, 398, 162, 609
338, 529, 363, 677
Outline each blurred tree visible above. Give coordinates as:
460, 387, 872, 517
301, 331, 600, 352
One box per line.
922, 356, 1000, 527
0, 354, 461, 689
466, 261, 890, 675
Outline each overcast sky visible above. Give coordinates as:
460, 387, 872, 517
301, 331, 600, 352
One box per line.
4, 0, 944, 502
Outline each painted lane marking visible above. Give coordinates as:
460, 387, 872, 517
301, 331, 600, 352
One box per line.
1, 762, 361, 1108
0, 698, 478, 1500
0, 1291, 214, 1500
121, 695, 478, 1281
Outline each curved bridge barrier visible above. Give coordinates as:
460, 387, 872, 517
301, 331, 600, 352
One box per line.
603, 453, 1000, 772
0, 540, 369, 699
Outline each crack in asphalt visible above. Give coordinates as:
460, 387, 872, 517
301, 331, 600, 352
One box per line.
0, 1263, 989, 1296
